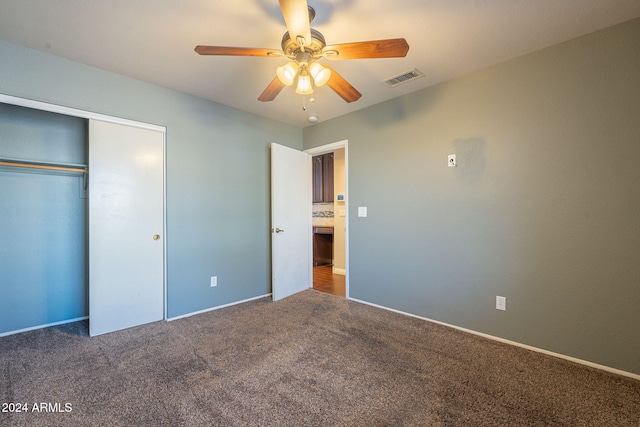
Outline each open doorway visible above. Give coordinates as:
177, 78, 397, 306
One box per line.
305, 140, 348, 298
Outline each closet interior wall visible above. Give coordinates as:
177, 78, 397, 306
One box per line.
0, 102, 88, 335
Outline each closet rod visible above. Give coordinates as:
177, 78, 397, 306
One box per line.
0, 159, 87, 174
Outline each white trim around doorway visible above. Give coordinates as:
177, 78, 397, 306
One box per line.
305, 140, 349, 298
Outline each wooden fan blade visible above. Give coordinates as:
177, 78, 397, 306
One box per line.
325, 66, 362, 103
195, 46, 282, 57
258, 77, 287, 102
279, 0, 311, 47
324, 38, 409, 60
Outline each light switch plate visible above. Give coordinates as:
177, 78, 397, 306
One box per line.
358, 207, 368, 217
496, 296, 506, 311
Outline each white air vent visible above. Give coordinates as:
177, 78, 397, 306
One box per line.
381, 69, 425, 88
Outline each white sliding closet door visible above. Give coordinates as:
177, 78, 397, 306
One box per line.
89, 119, 165, 336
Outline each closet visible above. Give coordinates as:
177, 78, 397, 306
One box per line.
0, 97, 165, 337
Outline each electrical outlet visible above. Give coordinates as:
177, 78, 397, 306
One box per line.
210, 276, 217, 287
496, 296, 506, 311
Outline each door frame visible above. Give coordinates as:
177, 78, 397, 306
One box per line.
304, 139, 349, 298
0, 93, 168, 321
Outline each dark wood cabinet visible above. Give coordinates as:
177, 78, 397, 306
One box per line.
312, 153, 334, 203
312, 155, 323, 203
323, 153, 334, 202
313, 226, 333, 266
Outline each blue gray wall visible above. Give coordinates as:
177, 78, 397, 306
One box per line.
304, 19, 640, 375
0, 38, 301, 332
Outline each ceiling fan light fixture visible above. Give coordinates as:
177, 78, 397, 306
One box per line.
295, 70, 313, 95
276, 61, 299, 86
309, 62, 331, 87
197, 3, 409, 106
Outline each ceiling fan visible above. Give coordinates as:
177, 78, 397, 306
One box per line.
195, 0, 409, 104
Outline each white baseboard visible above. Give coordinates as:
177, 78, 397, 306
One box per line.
0, 316, 88, 338
0, 293, 273, 336
332, 267, 346, 275
348, 297, 640, 381
167, 293, 272, 322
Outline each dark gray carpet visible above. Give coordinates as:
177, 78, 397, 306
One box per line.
1, 290, 639, 426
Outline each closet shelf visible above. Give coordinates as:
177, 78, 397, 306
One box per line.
0, 157, 87, 174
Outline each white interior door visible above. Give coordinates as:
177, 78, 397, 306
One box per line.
89, 119, 165, 336
271, 143, 311, 301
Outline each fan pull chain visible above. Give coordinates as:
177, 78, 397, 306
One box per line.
301, 94, 316, 111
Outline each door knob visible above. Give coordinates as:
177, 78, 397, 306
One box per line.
273, 228, 285, 233
153, 234, 160, 240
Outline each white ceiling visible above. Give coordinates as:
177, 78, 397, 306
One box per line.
1, 1, 639, 128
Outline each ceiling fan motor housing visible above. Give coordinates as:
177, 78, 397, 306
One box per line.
281, 28, 326, 59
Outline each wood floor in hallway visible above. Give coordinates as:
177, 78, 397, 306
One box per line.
312, 265, 346, 297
